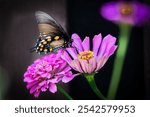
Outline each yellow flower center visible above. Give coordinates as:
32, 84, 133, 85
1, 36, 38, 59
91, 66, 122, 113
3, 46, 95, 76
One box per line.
120, 3, 133, 16
78, 50, 94, 60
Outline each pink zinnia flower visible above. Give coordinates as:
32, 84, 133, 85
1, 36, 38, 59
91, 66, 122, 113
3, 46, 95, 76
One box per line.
61, 33, 117, 74
100, 1, 150, 26
24, 52, 74, 97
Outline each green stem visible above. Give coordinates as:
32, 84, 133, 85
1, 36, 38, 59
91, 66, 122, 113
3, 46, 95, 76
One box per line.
84, 73, 107, 100
57, 84, 73, 100
107, 24, 132, 99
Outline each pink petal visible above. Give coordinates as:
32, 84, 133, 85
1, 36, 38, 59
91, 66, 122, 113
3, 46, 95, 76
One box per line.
27, 80, 39, 89
24, 77, 33, 82
61, 51, 72, 63
34, 91, 40, 97
92, 33, 102, 57
57, 49, 64, 55
78, 59, 88, 73
49, 83, 57, 93
66, 48, 78, 59
48, 78, 59, 83
41, 86, 48, 92
86, 63, 93, 74
95, 56, 109, 71
41, 73, 51, 78
82, 36, 90, 51
55, 62, 67, 73
105, 35, 117, 54
100, 2, 120, 23
82, 58, 97, 74
69, 59, 83, 73
62, 76, 74, 83
30, 85, 38, 94
38, 80, 46, 86
45, 65, 52, 72
71, 33, 83, 53
89, 58, 97, 73
62, 71, 74, 83
63, 66, 72, 73
97, 34, 116, 59
57, 66, 71, 75
106, 45, 118, 57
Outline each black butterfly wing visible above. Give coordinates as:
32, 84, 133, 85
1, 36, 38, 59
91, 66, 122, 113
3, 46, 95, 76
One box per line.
32, 11, 70, 54
35, 11, 68, 36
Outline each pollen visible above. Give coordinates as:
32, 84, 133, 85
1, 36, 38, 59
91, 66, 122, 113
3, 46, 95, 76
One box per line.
120, 3, 133, 15
78, 50, 94, 60
54, 36, 59, 40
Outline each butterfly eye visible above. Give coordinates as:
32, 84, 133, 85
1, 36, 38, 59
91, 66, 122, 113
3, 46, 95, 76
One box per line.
54, 36, 60, 40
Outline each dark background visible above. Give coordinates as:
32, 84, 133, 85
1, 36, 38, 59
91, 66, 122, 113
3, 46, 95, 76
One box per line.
0, 0, 150, 100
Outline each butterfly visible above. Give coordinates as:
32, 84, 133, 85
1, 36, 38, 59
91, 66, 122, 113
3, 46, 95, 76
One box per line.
31, 11, 72, 55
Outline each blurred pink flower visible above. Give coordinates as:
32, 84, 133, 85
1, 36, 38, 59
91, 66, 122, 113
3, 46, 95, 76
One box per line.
61, 33, 117, 74
100, 1, 150, 26
24, 52, 74, 97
